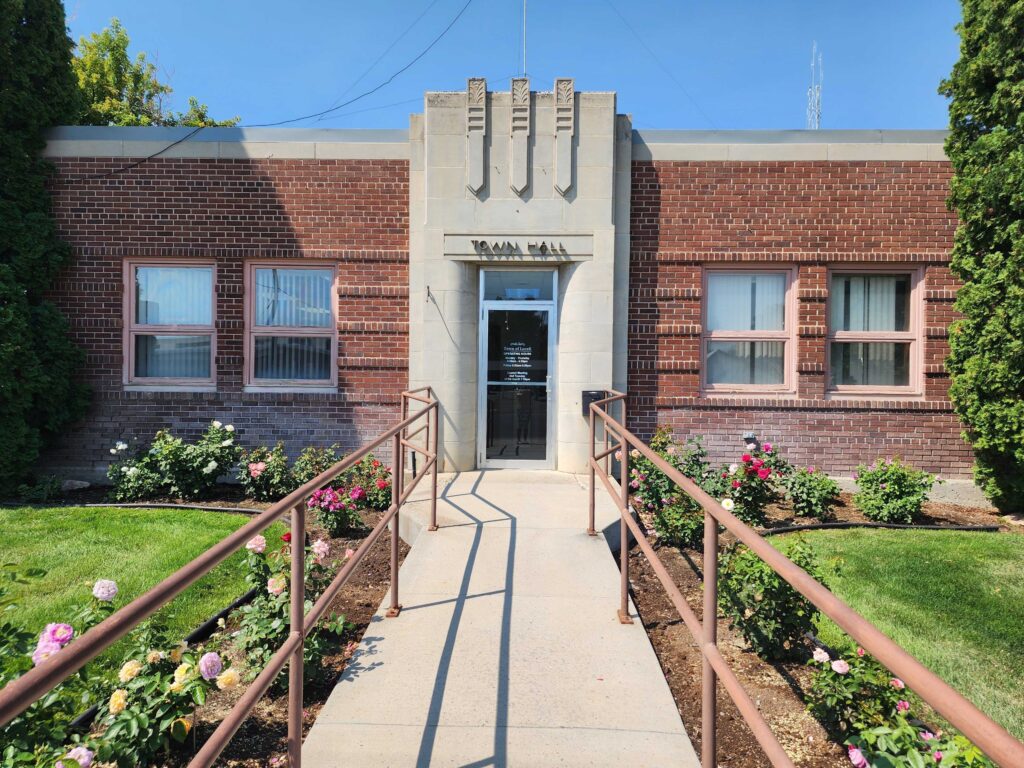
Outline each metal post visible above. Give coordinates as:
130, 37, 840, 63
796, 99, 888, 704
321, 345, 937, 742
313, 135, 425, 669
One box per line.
386, 431, 403, 617
702, 510, 719, 767
618, 439, 633, 624
287, 503, 305, 768
429, 400, 439, 532
588, 407, 597, 536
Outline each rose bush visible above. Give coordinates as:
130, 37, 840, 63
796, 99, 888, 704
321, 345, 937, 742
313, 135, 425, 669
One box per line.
290, 445, 342, 488
238, 442, 292, 501
107, 422, 240, 501
853, 458, 937, 524
714, 444, 788, 527
782, 466, 841, 519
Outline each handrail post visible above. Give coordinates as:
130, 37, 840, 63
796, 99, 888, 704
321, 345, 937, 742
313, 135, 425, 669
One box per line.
587, 406, 597, 536
287, 503, 305, 768
618, 439, 633, 624
702, 510, 719, 768
428, 400, 439, 532
386, 431, 403, 618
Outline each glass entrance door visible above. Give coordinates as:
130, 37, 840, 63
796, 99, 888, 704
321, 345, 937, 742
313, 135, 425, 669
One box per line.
478, 270, 556, 468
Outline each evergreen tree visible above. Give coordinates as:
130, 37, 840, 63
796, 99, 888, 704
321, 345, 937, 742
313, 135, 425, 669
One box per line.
0, 0, 89, 491
940, 0, 1024, 510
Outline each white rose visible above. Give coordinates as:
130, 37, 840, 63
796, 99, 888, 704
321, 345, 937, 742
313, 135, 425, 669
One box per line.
110, 448, 117, 455
116, 441, 128, 451
212, 420, 222, 429
225, 425, 234, 432
720, 498, 735, 512
729, 463, 739, 475
203, 460, 219, 475
126, 467, 140, 478
220, 439, 233, 447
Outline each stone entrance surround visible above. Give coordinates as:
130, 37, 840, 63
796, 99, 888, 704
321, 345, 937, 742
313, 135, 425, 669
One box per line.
407, 79, 633, 473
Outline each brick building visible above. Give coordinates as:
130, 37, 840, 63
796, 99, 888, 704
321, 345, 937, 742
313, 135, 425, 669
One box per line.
40, 79, 968, 481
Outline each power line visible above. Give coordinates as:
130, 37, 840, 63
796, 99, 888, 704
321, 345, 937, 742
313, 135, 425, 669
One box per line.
62, 0, 476, 183
604, 0, 718, 129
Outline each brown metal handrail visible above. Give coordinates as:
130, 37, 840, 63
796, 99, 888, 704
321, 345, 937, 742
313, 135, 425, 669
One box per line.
0, 389, 440, 768
588, 390, 1024, 768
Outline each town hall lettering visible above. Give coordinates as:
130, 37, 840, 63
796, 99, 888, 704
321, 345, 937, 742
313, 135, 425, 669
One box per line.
470, 239, 568, 256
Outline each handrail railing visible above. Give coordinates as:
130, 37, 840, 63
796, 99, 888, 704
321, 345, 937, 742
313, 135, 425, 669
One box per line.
588, 390, 1024, 768
0, 388, 439, 768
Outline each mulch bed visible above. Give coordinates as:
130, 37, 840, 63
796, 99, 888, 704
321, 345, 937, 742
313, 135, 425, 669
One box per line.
167, 507, 408, 766
628, 495, 1010, 768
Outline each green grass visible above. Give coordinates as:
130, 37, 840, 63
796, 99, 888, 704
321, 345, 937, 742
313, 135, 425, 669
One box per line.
2, 506, 284, 663
791, 528, 1024, 739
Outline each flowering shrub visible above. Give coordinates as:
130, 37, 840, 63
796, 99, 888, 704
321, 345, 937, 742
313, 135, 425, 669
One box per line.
718, 538, 825, 660
628, 427, 715, 547
107, 422, 240, 501
307, 487, 362, 536
806, 646, 905, 737
854, 458, 937, 524
782, 466, 841, 519
238, 442, 293, 501
290, 445, 342, 488
846, 719, 995, 767
715, 443, 788, 527
233, 533, 352, 688
351, 455, 392, 511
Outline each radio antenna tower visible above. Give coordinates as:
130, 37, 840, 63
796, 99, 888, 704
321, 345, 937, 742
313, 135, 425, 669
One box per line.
807, 42, 823, 129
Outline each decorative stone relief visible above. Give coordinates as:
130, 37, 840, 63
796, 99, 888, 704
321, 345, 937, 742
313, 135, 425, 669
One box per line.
509, 78, 531, 195
466, 77, 487, 195
553, 78, 575, 196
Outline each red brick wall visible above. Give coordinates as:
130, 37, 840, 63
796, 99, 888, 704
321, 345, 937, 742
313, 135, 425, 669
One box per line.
43, 156, 409, 480
628, 160, 971, 476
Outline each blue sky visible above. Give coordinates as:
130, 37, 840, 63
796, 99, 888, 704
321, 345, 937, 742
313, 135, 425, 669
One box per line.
63, 0, 962, 130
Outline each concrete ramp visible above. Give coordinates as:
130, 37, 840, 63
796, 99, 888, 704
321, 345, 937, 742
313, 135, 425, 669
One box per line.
303, 470, 698, 767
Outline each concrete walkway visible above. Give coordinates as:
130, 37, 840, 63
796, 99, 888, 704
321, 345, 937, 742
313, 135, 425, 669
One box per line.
303, 470, 699, 767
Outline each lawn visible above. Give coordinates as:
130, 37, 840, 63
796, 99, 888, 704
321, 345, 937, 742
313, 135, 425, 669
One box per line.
793, 528, 1024, 739
2, 506, 283, 661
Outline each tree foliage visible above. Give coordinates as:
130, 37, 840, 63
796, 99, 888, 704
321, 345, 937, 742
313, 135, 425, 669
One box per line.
73, 18, 238, 127
0, 0, 90, 492
940, 0, 1024, 510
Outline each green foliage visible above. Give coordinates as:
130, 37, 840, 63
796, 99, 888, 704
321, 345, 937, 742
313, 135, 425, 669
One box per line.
72, 18, 238, 127
853, 458, 935, 524
14, 476, 62, 504
290, 445, 342, 488
107, 422, 241, 501
716, 442, 790, 527
806, 647, 904, 737
847, 721, 996, 767
939, 0, 1024, 511
630, 427, 714, 547
238, 442, 293, 501
718, 538, 825, 660
782, 466, 841, 519
0, 0, 89, 494
232, 536, 349, 689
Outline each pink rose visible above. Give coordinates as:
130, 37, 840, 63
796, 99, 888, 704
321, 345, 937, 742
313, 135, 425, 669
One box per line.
933, 751, 943, 762
344, 548, 355, 560
267, 577, 286, 596
757, 467, 771, 480
812, 647, 830, 663
763, 442, 773, 452
847, 746, 868, 768
349, 486, 366, 502
198, 651, 223, 680
44, 623, 74, 647
311, 539, 330, 563
32, 637, 62, 666
246, 535, 267, 554
897, 700, 910, 712
921, 731, 936, 741
808, 465, 816, 473
249, 461, 266, 479
856, 646, 866, 657
752, 458, 764, 469
831, 659, 850, 675
890, 677, 905, 690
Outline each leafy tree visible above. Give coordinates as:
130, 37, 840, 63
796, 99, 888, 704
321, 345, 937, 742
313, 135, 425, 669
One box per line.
940, 0, 1024, 510
73, 18, 238, 127
0, 0, 90, 492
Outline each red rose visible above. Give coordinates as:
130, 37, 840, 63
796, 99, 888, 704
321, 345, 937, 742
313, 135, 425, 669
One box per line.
721, 472, 728, 478
741, 454, 752, 463
372, 460, 381, 468
281, 532, 292, 543
376, 478, 388, 490
757, 467, 771, 480
732, 480, 741, 488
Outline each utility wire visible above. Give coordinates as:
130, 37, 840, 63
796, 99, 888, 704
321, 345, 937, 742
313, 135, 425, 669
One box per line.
316, 0, 446, 121
604, 0, 718, 129
62, 0, 476, 183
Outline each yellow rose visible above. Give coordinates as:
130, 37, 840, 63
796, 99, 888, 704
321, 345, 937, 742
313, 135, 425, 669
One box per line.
108, 688, 128, 714
215, 667, 240, 690
118, 659, 143, 683
169, 643, 186, 663
146, 650, 164, 664
173, 663, 192, 684
169, 681, 184, 694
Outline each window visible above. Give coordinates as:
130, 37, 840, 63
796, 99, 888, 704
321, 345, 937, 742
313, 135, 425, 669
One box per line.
125, 261, 215, 385
702, 270, 793, 391
246, 263, 337, 388
828, 271, 918, 392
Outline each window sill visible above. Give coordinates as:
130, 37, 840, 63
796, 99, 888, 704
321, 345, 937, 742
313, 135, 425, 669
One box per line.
243, 385, 338, 394
701, 389, 797, 398
124, 384, 217, 393
825, 390, 924, 401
